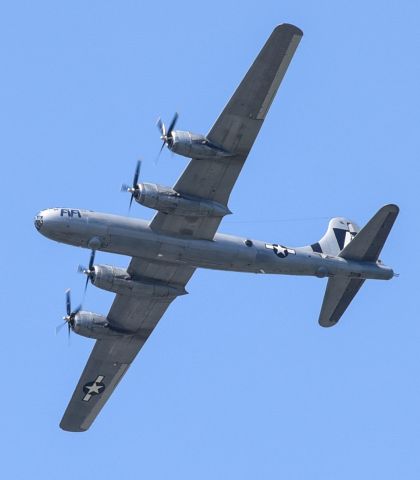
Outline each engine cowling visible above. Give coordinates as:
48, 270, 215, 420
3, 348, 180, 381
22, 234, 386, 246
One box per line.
72, 312, 123, 339
134, 182, 231, 217
91, 265, 188, 298
169, 130, 232, 159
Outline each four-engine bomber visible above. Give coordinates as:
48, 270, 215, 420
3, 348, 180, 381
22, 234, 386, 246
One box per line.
33, 24, 399, 433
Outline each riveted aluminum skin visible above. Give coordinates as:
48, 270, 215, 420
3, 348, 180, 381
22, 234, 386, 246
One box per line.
91, 264, 188, 297
72, 312, 119, 340
136, 182, 231, 217
170, 130, 232, 159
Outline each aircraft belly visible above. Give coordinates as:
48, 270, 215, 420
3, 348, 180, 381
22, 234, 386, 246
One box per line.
254, 249, 312, 275
109, 232, 161, 258
49, 214, 392, 280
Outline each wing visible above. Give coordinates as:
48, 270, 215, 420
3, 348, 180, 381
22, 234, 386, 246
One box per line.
150, 24, 303, 240
60, 260, 195, 432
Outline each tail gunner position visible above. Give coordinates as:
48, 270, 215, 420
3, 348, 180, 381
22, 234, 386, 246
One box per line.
34, 25, 398, 432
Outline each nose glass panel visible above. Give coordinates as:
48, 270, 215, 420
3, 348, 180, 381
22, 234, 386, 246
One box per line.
34, 215, 43, 230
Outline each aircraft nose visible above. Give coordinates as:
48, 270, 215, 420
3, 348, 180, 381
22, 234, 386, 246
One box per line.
34, 211, 44, 231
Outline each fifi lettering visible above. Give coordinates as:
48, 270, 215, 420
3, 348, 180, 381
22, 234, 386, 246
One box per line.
60, 209, 82, 218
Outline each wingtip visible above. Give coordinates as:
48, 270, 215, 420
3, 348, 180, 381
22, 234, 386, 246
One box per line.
377, 203, 400, 216
385, 203, 399, 213
59, 420, 88, 433
274, 23, 304, 37
318, 315, 339, 328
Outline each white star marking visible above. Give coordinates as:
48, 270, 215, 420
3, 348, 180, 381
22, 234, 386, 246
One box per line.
265, 243, 296, 258
82, 375, 105, 402
85, 383, 104, 395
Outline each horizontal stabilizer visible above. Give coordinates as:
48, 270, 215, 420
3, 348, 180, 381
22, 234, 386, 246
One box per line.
319, 277, 365, 327
339, 204, 399, 262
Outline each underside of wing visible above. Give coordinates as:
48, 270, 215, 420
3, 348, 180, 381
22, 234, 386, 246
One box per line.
60, 259, 195, 431
60, 335, 144, 432
150, 24, 303, 240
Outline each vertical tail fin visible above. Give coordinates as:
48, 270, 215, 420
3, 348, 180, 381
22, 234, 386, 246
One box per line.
308, 218, 360, 257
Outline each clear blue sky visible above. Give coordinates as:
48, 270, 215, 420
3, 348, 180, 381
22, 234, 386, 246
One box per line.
1, 1, 419, 478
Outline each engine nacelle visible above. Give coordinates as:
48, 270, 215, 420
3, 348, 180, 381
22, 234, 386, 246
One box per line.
72, 312, 122, 340
135, 182, 231, 217
169, 130, 232, 159
91, 265, 188, 298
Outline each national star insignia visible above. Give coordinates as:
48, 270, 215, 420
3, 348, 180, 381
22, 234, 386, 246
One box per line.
82, 375, 105, 402
265, 243, 296, 258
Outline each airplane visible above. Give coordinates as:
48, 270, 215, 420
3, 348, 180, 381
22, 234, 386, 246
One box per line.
34, 24, 399, 432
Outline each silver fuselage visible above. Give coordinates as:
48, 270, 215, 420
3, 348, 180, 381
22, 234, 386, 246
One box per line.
35, 208, 393, 281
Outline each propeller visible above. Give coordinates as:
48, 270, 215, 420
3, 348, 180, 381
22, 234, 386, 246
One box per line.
56, 289, 82, 339
156, 112, 178, 161
77, 249, 96, 294
121, 160, 142, 212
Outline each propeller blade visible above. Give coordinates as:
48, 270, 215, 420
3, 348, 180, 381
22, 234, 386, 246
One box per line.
65, 289, 71, 316
73, 304, 82, 316
59, 289, 82, 342
156, 113, 178, 164
84, 275, 90, 294
157, 118, 165, 137
78, 250, 96, 293
88, 250, 96, 271
132, 160, 141, 188
122, 160, 142, 212
167, 112, 178, 136
155, 142, 166, 165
